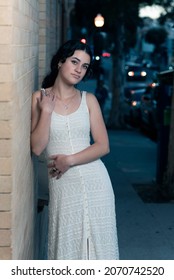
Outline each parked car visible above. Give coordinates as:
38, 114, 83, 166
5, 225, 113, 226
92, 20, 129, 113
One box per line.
139, 82, 159, 139
125, 62, 147, 81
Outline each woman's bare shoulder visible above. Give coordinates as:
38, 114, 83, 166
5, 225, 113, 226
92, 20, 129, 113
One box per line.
32, 89, 42, 102
85, 91, 98, 103
85, 91, 97, 99
32, 89, 41, 96
32, 89, 41, 98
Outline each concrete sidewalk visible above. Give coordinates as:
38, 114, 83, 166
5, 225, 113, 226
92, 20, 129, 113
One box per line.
104, 129, 174, 260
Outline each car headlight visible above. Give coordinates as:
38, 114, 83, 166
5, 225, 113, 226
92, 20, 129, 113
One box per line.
141, 71, 147, 77
128, 71, 134, 77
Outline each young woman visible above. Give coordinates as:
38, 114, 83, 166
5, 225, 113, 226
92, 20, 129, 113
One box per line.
31, 39, 119, 260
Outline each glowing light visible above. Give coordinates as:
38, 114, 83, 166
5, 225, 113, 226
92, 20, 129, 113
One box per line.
80, 38, 86, 44
128, 71, 134, 77
94, 14, 104, 27
141, 71, 147, 77
95, 56, 100, 60
139, 5, 166, 19
102, 52, 111, 57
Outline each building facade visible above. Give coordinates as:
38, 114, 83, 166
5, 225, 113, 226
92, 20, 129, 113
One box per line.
0, 0, 75, 260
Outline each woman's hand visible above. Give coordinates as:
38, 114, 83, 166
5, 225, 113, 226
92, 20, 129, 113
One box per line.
37, 90, 56, 114
30, 90, 57, 156
48, 154, 71, 179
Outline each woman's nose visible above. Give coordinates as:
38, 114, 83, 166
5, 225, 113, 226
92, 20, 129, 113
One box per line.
75, 64, 82, 73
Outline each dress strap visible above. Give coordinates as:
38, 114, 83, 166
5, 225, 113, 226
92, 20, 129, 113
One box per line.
80, 91, 89, 113
81, 91, 86, 103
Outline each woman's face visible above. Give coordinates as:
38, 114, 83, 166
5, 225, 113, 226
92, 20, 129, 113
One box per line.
59, 50, 91, 85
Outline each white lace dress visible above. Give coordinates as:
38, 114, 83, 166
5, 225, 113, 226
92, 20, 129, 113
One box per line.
45, 91, 119, 260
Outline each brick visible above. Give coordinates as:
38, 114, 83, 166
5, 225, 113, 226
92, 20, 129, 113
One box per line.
0, 176, 12, 193
0, 65, 13, 83
0, 7, 12, 25
0, 158, 12, 176
0, 0, 11, 5
0, 211, 11, 228
0, 140, 12, 157
0, 83, 14, 101
0, 229, 11, 246
39, 2, 47, 12
0, 247, 11, 260
0, 102, 12, 120
0, 121, 12, 139
0, 45, 12, 64
0, 26, 12, 44
0, 194, 11, 211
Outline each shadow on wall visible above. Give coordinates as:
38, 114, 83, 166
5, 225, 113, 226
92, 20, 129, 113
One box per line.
34, 154, 48, 259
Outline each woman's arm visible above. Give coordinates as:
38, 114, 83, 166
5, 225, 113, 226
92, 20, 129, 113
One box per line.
31, 90, 56, 156
69, 93, 109, 165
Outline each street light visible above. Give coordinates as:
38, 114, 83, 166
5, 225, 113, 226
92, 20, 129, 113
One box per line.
93, 14, 105, 82
94, 14, 104, 28
93, 13, 105, 56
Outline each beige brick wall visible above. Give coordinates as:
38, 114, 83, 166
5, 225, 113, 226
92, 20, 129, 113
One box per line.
0, 0, 39, 259
0, 0, 13, 259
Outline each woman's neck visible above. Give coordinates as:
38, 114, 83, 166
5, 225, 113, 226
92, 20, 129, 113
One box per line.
51, 80, 76, 99
51, 86, 78, 100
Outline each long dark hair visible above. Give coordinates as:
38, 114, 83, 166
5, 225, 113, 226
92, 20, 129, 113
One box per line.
42, 40, 93, 88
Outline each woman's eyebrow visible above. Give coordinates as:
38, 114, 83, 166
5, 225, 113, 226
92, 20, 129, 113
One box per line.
72, 56, 81, 61
72, 56, 90, 65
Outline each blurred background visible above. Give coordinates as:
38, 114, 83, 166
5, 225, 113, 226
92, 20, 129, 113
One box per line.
70, 0, 174, 130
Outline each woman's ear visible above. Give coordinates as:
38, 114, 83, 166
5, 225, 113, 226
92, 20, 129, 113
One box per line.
58, 63, 62, 69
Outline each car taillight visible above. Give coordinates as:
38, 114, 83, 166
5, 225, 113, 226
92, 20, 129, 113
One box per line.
102, 52, 111, 57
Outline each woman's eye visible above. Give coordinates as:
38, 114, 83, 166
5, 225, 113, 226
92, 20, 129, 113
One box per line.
72, 60, 77, 64
83, 65, 88, 70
